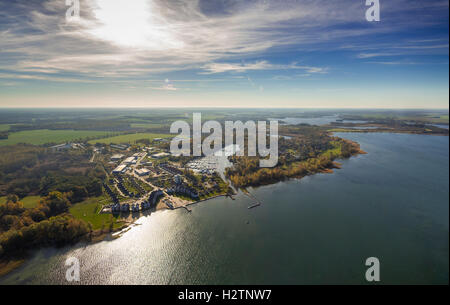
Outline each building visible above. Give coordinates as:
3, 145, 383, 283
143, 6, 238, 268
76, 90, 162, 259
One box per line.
123, 156, 137, 165
110, 144, 128, 150
149, 190, 164, 206
111, 154, 124, 161
174, 175, 182, 185
113, 164, 127, 174
94, 147, 105, 153
152, 152, 171, 159
135, 168, 151, 177
50, 143, 73, 151
166, 184, 199, 199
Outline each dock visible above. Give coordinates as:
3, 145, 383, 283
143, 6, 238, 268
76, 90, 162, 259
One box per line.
248, 202, 261, 209
181, 206, 192, 213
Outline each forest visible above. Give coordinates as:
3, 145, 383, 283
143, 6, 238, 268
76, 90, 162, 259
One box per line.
0, 192, 90, 259
0, 144, 104, 201
225, 127, 363, 188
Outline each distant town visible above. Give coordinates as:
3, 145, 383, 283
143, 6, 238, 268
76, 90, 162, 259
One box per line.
51, 137, 233, 219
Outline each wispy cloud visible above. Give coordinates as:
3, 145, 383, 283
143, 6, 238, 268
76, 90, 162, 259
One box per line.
201, 61, 327, 74
0, 0, 409, 81
149, 79, 180, 91
0, 0, 447, 95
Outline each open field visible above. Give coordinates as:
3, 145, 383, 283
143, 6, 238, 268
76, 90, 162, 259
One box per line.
0, 129, 114, 146
130, 123, 167, 129
20, 196, 41, 208
88, 132, 172, 145
69, 196, 124, 231
0, 125, 10, 132
0, 196, 41, 208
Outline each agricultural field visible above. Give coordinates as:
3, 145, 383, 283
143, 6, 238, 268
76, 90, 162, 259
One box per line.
0, 129, 114, 146
69, 196, 124, 231
88, 133, 172, 145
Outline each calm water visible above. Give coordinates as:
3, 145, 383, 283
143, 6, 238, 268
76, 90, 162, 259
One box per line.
272, 116, 368, 126
1, 133, 448, 284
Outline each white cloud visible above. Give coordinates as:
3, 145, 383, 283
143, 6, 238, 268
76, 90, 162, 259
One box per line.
201, 61, 327, 74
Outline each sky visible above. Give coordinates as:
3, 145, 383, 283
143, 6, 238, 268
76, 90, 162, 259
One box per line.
0, 0, 448, 109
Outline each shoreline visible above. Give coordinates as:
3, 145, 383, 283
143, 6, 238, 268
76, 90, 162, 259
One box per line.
0, 131, 440, 278
0, 192, 232, 277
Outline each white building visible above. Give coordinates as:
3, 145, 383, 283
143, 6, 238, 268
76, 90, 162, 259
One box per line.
113, 164, 127, 174
50, 143, 73, 151
152, 152, 170, 159
135, 168, 151, 176
111, 154, 124, 161
123, 157, 137, 165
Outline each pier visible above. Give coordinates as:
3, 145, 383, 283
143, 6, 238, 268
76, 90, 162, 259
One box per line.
245, 191, 263, 209
248, 202, 261, 209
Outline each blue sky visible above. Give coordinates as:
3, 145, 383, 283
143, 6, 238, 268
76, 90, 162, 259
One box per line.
0, 0, 448, 108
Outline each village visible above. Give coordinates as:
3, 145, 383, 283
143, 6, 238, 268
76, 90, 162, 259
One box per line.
87, 140, 231, 216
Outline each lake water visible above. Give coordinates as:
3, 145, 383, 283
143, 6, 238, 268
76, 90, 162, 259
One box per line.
271, 116, 368, 126
1, 133, 448, 284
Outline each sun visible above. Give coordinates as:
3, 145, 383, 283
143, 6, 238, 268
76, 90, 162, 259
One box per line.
87, 0, 182, 50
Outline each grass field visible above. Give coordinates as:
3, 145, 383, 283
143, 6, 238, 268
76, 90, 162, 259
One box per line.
130, 123, 167, 129
70, 196, 124, 231
0, 124, 10, 132
0, 195, 41, 208
88, 132, 172, 145
0, 129, 114, 146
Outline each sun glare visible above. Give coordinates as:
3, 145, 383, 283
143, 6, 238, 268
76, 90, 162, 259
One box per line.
87, 0, 182, 50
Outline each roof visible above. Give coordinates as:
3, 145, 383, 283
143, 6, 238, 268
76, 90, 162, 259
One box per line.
135, 168, 150, 175
113, 165, 127, 172
152, 152, 171, 158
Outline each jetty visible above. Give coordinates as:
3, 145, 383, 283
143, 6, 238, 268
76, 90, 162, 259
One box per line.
245, 191, 263, 209
248, 202, 261, 209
